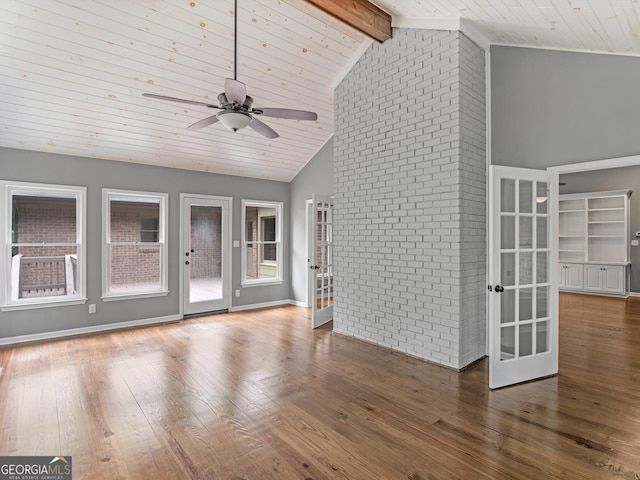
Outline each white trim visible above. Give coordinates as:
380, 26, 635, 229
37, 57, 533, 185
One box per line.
330, 38, 374, 91
305, 198, 314, 309
0, 180, 86, 310
391, 18, 640, 60
484, 47, 491, 357
459, 18, 492, 52
0, 314, 181, 346
391, 17, 491, 51
101, 290, 169, 302
491, 41, 640, 59
290, 299, 307, 308
548, 154, 640, 174
229, 299, 297, 312
392, 16, 459, 30
241, 279, 284, 288
241, 199, 283, 286
1, 297, 88, 312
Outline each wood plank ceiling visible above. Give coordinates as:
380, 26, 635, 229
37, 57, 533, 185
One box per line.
2, 0, 640, 182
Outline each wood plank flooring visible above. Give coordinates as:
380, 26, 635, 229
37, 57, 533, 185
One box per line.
1, 292, 640, 479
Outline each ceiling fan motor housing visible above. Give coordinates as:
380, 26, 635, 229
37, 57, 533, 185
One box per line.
218, 92, 253, 110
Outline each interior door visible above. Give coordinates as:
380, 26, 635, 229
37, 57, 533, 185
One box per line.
489, 166, 558, 389
181, 195, 231, 316
310, 194, 333, 328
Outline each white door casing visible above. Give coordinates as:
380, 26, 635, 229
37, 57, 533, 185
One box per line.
180, 195, 232, 316
488, 166, 559, 389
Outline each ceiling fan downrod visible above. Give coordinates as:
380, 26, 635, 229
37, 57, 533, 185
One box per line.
233, 0, 238, 82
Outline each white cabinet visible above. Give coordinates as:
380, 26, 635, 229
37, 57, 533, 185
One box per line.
583, 265, 602, 291
559, 263, 583, 290
559, 190, 631, 296
583, 265, 625, 294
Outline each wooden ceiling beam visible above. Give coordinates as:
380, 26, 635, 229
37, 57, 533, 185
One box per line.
302, 0, 392, 43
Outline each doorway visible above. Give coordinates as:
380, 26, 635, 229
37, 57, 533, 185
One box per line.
180, 194, 232, 316
306, 195, 334, 328
489, 155, 640, 388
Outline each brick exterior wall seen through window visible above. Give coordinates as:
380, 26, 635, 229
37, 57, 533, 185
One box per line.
189, 206, 222, 280
12, 197, 77, 290
110, 203, 160, 286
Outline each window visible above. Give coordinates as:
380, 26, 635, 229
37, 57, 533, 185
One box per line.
0, 181, 86, 311
262, 216, 276, 261
242, 200, 283, 285
103, 189, 168, 300
140, 218, 159, 243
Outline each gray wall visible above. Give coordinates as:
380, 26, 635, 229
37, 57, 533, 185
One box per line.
560, 166, 640, 292
0, 147, 290, 339
491, 46, 640, 169
289, 138, 334, 305
333, 29, 486, 370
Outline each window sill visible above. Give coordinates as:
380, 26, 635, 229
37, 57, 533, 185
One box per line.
241, 280, 284, 288
102, 290, 169, 302
1, 297, 88, 312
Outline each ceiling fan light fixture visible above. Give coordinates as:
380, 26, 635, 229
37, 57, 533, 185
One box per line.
217, 110, 252, 131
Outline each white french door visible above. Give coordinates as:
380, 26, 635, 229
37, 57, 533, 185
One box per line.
310, 194, 333, 328
489, 166, 558, 389
181, 195, 231, 316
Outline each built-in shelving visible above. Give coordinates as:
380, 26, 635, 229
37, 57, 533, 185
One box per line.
558, 190, 631, 296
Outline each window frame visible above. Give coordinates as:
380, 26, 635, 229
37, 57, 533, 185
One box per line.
241, 200, 283, 287
0, 180, 87, 311
102, 189, 169, 301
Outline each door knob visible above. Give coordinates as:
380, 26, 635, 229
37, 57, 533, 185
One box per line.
494, 285, 504, 293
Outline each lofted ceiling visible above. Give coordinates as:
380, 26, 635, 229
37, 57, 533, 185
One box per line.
2, 1, 640, 182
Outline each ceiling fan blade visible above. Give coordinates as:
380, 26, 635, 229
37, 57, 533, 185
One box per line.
248, 117, 279, 139
224, 78, 246, 105
142, 93, 218, 108
187, 115, 220, 131
255, 108, 318, 121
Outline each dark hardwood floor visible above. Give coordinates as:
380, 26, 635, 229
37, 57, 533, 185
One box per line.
1, 293, 640, 479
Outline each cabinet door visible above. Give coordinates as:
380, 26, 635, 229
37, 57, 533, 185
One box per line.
602, 266, 624, 294
583, 265, 602, 291
559, 264, 566, 288
565, 264, 584, 289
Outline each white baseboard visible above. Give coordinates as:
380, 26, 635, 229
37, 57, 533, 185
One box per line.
1, 301, 307, 346
289, 299, 307, 308
229, 299, 302, 312
0, 314, 181, 346
628, 292, 640, 297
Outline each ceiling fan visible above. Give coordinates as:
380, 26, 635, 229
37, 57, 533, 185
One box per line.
142, 0, 318, 139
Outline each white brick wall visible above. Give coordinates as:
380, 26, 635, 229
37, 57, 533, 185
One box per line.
333, 29, 486, 370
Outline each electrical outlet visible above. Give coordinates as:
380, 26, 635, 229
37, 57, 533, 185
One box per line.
393, 319, 401, 331
89, 304, 96, 314
235, 289, 240, 297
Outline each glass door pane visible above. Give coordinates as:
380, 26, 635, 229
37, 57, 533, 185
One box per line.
189, 205, 222, 304
500, 179, 551, 362
312, 194, 334, 328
